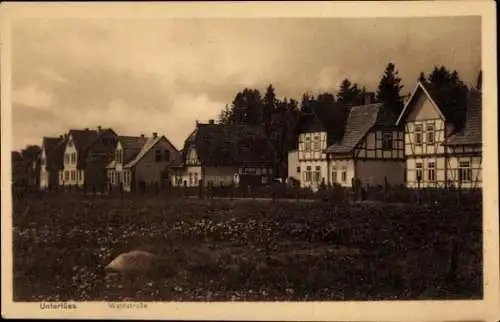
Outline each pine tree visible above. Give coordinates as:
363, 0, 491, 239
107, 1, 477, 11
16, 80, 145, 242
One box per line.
425, 66, 469, 130
376, 62, 404, 116
337, 78, 363, 105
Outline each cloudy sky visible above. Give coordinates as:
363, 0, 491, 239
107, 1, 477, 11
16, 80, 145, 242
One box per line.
11, 16, 481, 151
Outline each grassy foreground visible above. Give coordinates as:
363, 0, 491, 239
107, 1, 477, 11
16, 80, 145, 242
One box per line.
12, 195, 482, 301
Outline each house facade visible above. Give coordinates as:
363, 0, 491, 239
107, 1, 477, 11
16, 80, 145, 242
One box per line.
326, 103, 405, 187
293, 107, 334, 190
172, 121, 276, 188
107, 133, 181, 192
396, 82, 482, 189
39, 136, 65, 190
59, 127, 118, 191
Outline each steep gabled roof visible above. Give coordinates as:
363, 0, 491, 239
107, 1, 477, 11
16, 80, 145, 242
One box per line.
182, 123, 276, 167
118, 135, 149, 164
445, 91, 482, 146
46, 138, 66, 170
396, 81, 446, 126
42, 137, 62, 155
124, 135, 172, 168
68, 129, 99, 153
326, 103, 389, 154
67, 128, 117, 168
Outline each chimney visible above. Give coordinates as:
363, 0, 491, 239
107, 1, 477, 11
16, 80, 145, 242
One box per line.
209, 119, 215, 125
364, 92, 375, 105
153, 132, 158, 138
59, 135, 64, 139
97, 125, 102, 132
140, 134, 145, 138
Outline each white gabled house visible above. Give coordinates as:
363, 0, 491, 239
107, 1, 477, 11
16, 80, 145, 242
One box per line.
107, 132, 181, 192
396, 81, 482, 188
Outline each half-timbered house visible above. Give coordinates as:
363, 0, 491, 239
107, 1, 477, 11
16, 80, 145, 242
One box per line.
293, 104, 342, 190
326, 103, 405, 187
396, 82, 482, 188
106, 133, 181, 192
172, 120, 276, 187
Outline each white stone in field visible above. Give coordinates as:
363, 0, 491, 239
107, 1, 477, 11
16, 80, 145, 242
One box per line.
104, 250, 166, 274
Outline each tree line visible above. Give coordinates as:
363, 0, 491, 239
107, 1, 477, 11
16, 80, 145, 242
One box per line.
217, 62, 481, 178
12, 62, 481, 184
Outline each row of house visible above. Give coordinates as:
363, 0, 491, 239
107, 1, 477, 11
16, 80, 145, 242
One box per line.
288, 81, 482, 190
36, 120, 277, 193
34, 80, 481, 193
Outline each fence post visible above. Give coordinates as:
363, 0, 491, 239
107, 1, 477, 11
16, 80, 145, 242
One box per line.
416, 174, 421, 204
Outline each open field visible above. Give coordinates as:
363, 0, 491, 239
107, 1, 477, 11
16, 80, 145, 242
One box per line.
12, 195, 482, 301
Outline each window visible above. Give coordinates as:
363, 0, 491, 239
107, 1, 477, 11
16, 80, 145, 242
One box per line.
305, 137, 311, 152
68, 140, 73, 147
163, 150, 170, 162
155, 150, 162, 162
313, 135, 321, 150
459, 161, 472, 182
426, 123, 435, 144
305, 166, 312, 182
296, 166, 300, 173
341, 169, 347, 182
314, 166, 321, 183
428, 161, 436, 182
41, 157, 45, 166
64, 153, 70, 164
382, 132, 393, 151
189, 173, 193, 186
416, 162, 423, 182
115, 150, 123, 163
64, 171, 69, 181
71, 171, 76, 181
71, 153, 76, 164
414, 124, 423, 145
194, 172, 198, 185
331, 168, 337, 183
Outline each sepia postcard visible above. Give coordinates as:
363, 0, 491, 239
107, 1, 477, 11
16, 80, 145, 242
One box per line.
1, 1, 498, 321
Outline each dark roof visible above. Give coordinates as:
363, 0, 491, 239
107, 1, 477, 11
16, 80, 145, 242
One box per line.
69, 129, 99, 152
46, 138, 66, 170
68, 128, 117, 168
43, 137, 63, 154
326, 103, 387, 154
182, 123, 276, 167
446, 91, 482, 146
118, 135, 149, 163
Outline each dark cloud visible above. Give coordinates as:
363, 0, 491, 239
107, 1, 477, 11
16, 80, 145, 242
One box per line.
11, 16, 481, 150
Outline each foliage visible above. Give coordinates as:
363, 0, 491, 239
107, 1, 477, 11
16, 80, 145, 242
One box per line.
13, 195, 482, 301
419, 66, 469, 130
336, 78, 364, 106
376, 62, 404, 116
